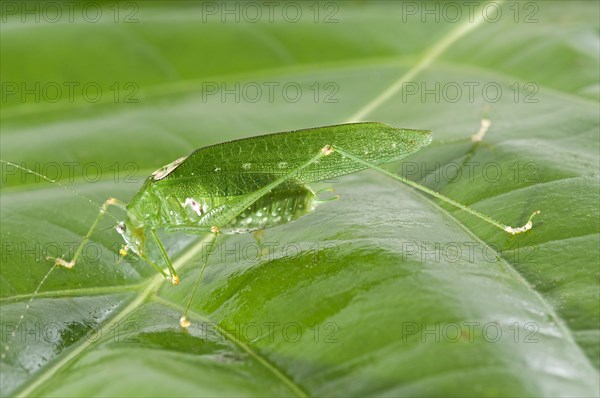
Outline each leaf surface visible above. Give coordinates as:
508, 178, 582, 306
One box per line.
1, 2, 598, 397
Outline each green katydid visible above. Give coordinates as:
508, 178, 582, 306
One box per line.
1, 122, 540, 329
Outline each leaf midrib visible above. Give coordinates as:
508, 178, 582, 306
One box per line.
15, 233, 308, 398
151, 295, 309, 397
0, 283, 144, 303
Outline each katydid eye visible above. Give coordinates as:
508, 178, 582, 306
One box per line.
116, 222, 126, 234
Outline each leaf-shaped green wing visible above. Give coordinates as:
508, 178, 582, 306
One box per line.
154, 123, 430, 196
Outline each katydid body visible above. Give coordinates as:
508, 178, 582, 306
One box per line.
2, 122, 539, 329
120, 122, 430, 247
115, 123, 431, 286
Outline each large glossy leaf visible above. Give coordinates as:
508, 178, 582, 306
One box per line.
1, 1, 598, 397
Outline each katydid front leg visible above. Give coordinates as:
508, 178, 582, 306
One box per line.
47, 197, 126, 269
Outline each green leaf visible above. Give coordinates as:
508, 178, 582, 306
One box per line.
1, 1, 598, 397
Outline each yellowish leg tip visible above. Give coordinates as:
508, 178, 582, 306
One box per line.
504, 210, 541, 235
180, 316, 191, 328
504, 224, 530, 235
471, 118, 491, 142
171, 275, 180, 286
321, 145, 333, 155
47, 257, 75, 269
211, 226, 220, 234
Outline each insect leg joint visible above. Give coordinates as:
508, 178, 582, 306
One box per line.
504, 210, 541, 234
47, 257, 75, 269
180, 316, 191, 328
321, 145, 334, 156
471, 118, 491, 142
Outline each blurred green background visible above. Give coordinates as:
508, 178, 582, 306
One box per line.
1, 1, 598, 397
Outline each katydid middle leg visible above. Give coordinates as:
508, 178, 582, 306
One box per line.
150, 229, 180, 285
179, 226, 219, 328
178, 146, 333, 327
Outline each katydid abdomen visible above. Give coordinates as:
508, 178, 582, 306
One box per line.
129, 180, 317, 235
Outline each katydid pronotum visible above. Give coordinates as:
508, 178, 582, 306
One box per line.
1, 122, 540, 330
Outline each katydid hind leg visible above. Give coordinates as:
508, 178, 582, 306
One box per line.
331, 145, 540, 234
429, 114, 492, 147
